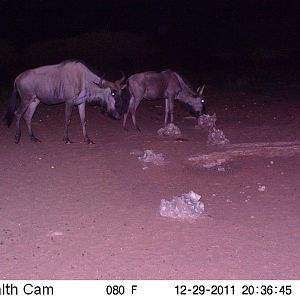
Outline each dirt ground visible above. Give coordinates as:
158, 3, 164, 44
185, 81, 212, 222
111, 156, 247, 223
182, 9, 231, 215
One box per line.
0, 87, 299, 280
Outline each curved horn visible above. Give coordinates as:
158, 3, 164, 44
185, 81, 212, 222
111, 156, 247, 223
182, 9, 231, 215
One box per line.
115, 71, 126, 84
197, 84, 205, 96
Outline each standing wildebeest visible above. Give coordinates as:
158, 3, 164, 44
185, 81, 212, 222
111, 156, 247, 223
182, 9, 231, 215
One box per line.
122, 70, 206, 130
5, 60, 125, 144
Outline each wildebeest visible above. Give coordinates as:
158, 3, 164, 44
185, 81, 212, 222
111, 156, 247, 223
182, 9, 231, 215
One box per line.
5, 60, 125, 144
122, 70, 206, 130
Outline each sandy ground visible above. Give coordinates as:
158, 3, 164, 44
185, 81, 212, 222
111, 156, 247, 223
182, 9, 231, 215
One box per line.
0, 88, 299, 279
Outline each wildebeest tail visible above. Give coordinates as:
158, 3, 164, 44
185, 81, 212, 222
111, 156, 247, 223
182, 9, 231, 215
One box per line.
4, 83, 18, 127
121, 85, 131, 114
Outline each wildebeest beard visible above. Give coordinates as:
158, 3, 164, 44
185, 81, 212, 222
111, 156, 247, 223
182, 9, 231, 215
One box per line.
114, 94, 123, 117
88, 99, 109, 115
182, 102, 206, 117
89, 97, 122, 120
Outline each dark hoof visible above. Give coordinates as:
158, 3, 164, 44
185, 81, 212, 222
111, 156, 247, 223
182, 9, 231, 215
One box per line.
175, 138, 189, 142
85, 138, 95, 144
14, 135, 20, 144
63, 138, 72, 144
31, 136, 41, 143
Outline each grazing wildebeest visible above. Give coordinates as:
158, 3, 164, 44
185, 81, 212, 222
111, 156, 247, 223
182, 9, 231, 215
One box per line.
5, 60, 125, 144
122, 70, 206, 131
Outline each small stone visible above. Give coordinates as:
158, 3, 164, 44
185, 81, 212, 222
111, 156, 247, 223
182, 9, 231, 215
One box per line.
138, 150, 165, 166
258, 185, 266, 192
47, 231, 63, 237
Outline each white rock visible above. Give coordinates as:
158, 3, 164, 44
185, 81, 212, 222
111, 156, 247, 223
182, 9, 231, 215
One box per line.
138, 150, 165, 166
258, 185, 266, 192
160, 191, 204, 221
157, 123, 181, 136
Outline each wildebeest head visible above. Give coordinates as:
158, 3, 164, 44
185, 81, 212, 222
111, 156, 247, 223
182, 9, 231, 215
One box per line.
92, 73, 126, 119
100, 72, 126, 118
186, 84, 207, 117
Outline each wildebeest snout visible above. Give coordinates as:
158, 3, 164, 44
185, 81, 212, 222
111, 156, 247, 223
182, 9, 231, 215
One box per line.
107, 110, 121, 120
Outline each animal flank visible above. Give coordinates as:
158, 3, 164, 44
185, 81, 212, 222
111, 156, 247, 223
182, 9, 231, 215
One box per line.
5, 60, 125, 144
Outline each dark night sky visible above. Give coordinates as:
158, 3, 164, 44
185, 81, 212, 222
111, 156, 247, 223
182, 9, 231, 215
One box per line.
0, 0, 299, 75
1, 0, 299, 48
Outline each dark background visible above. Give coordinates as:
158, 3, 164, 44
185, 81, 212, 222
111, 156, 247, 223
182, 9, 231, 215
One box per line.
0, 0, 299, 91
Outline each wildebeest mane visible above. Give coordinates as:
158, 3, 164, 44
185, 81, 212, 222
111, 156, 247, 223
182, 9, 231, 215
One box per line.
172, 71, 197, 96
60, 59, 105, 79
60, 59, 83, 65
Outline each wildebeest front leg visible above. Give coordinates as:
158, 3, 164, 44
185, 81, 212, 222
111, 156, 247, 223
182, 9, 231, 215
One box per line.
23, 99, 41, 142
123, 96, 140, 131
131, 98, 141, 131
131, 106, 140, 132
164, 98, 170, 126
123, 111, 129, 131
63, 102, 74, 144
169, 98, 174, 124
78, 102, 94, 144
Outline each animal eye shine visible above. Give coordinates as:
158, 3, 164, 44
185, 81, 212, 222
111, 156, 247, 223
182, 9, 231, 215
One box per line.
111, 92, 115, 96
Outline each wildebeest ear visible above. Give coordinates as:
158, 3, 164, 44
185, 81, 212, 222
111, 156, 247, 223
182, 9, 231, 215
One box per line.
92, 81, 100, 87
93, 79, 107, 88
98, 79, 106, 88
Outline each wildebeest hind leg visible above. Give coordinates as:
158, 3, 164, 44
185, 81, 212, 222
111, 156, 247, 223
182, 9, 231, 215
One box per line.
14, 100, 30, 144
23, 99, 41, 142
123, 97, 140, 131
